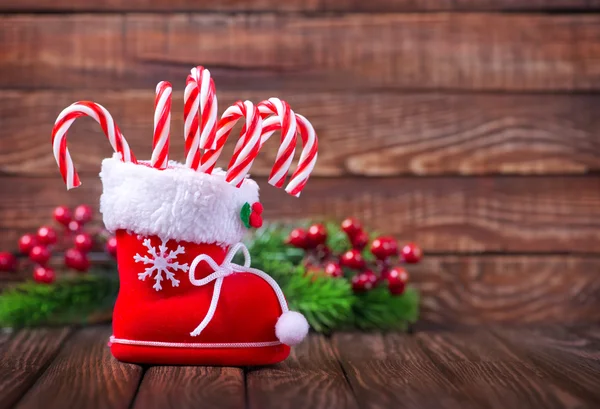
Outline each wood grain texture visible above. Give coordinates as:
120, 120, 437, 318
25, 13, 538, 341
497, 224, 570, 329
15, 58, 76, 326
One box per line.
0, 328, 71, 409
15, 326, 142, 409
0, 326, 598, 409
333, 330, 595, 409
573, 326, 600, 344
3, 90, 600, 177
412, 255, 600, 325
0, 330, 11, 349
2, 13, 600, 91
0, 0, 590, 12
493, 326, 600, 406
417, 329, 589, 409
133, 366, 244, 409
332, 332, 466, 409
246, 334, 358, 409
2, 175, 599, 253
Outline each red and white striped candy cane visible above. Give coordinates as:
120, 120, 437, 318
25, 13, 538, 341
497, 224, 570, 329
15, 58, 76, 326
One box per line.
256, 98, 297, 188
184, 66, 218, 169
285, 113, 318, 197
151, 81, 172, 169
51, 101, 136, 190
190, 66, 218, 151
198, 101, 262, 187
183, 74, 201, 169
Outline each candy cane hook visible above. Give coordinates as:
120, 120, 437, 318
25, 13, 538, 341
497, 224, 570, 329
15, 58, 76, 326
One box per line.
256, 98, 298, 188
286, 113, 318, 197
198, 100, 263, 186
252, 101, 318, 196
51, 101, 136, 190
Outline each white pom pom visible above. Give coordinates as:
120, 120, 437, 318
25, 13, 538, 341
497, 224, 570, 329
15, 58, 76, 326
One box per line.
275, 311, 309, 346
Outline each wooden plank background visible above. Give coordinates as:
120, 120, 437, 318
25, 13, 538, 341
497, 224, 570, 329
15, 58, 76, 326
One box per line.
1, 0, 599, 325
1, 0, 598, 12
4, 325, 600, 409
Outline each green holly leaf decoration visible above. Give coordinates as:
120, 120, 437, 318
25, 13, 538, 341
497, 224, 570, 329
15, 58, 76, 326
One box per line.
240, 202, 252, 228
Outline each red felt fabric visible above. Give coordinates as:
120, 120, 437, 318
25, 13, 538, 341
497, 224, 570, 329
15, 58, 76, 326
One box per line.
110, 230, 290, 366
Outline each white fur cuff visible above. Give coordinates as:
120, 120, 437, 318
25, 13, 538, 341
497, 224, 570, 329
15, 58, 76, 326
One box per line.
99, 155, 259, 246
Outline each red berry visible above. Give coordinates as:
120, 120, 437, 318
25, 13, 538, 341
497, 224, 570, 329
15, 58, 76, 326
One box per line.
339, 249, 365, 270
33, 266, 56, 284
249, 212, 263, 228
37, 226, 57, 246
74, 233, 94, 253
65, 248, 90, 272
324, 261, 343, 278
350, 230, 369, 251
73, 205, 93, 224
106, 236, 118, 258
287, 228, 308, 249
0, 252, 18, 272
68, 220, 82, 233
370, 236, 399, 260
251, 202, 264, 214
307, 224, 327, 247
18, 233, 38, 254
53, 205, 72, 226
341, 218, 362, 238
388, 266, 409, 282
401, 243, 422, 264
363, 269, 378, 285
29, 245, 51, 265
387, 267, 409, 295
351, 271, 377, 292
389, 281, 406, 296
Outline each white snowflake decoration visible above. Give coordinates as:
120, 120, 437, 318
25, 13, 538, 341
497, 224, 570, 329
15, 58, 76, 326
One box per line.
134, 237, 189, 291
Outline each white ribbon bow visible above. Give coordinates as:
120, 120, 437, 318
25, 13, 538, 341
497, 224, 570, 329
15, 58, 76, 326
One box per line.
188, 242, 289, 337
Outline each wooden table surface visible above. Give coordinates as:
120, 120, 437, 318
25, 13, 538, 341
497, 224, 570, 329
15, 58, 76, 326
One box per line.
1, 325, 600, 409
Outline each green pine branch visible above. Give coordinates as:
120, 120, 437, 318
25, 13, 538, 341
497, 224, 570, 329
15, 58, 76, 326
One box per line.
247, 223, 420, 333
0, 271, 118, 328
284, 273, 354, 333
352, 287, 419, 331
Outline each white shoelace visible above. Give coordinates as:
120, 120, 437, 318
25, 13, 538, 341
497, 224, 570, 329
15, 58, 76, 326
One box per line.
188, 242, 289, 337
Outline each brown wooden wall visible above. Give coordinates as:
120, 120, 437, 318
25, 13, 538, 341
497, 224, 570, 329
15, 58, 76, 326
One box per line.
1, 1, 600, 325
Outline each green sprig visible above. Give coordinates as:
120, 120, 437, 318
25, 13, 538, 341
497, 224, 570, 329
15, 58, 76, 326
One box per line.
353, 287, 419, 331
245, 222, 420, 333
0, 271, 118, 328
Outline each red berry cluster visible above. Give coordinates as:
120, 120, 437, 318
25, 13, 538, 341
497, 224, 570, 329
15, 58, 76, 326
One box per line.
287, 218, 422, 295
249, 202, 264, 228
0, 204, 118, 284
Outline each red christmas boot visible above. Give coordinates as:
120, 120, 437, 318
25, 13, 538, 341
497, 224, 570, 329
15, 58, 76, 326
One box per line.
49, 67, 318, 366
101, 158, 309, 365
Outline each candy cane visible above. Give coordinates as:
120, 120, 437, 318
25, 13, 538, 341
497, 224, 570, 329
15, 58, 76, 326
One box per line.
52, 101, 136, 190
222, 102, 317, 196
151, 81, 172, 169
183, 66, 217, 169
198, 101, 262, 187
255, 98, 297, 188
249, 102, 317, 197
285, 114, 318, 197
190, 66, 218, 151
183, 74, 201, 169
